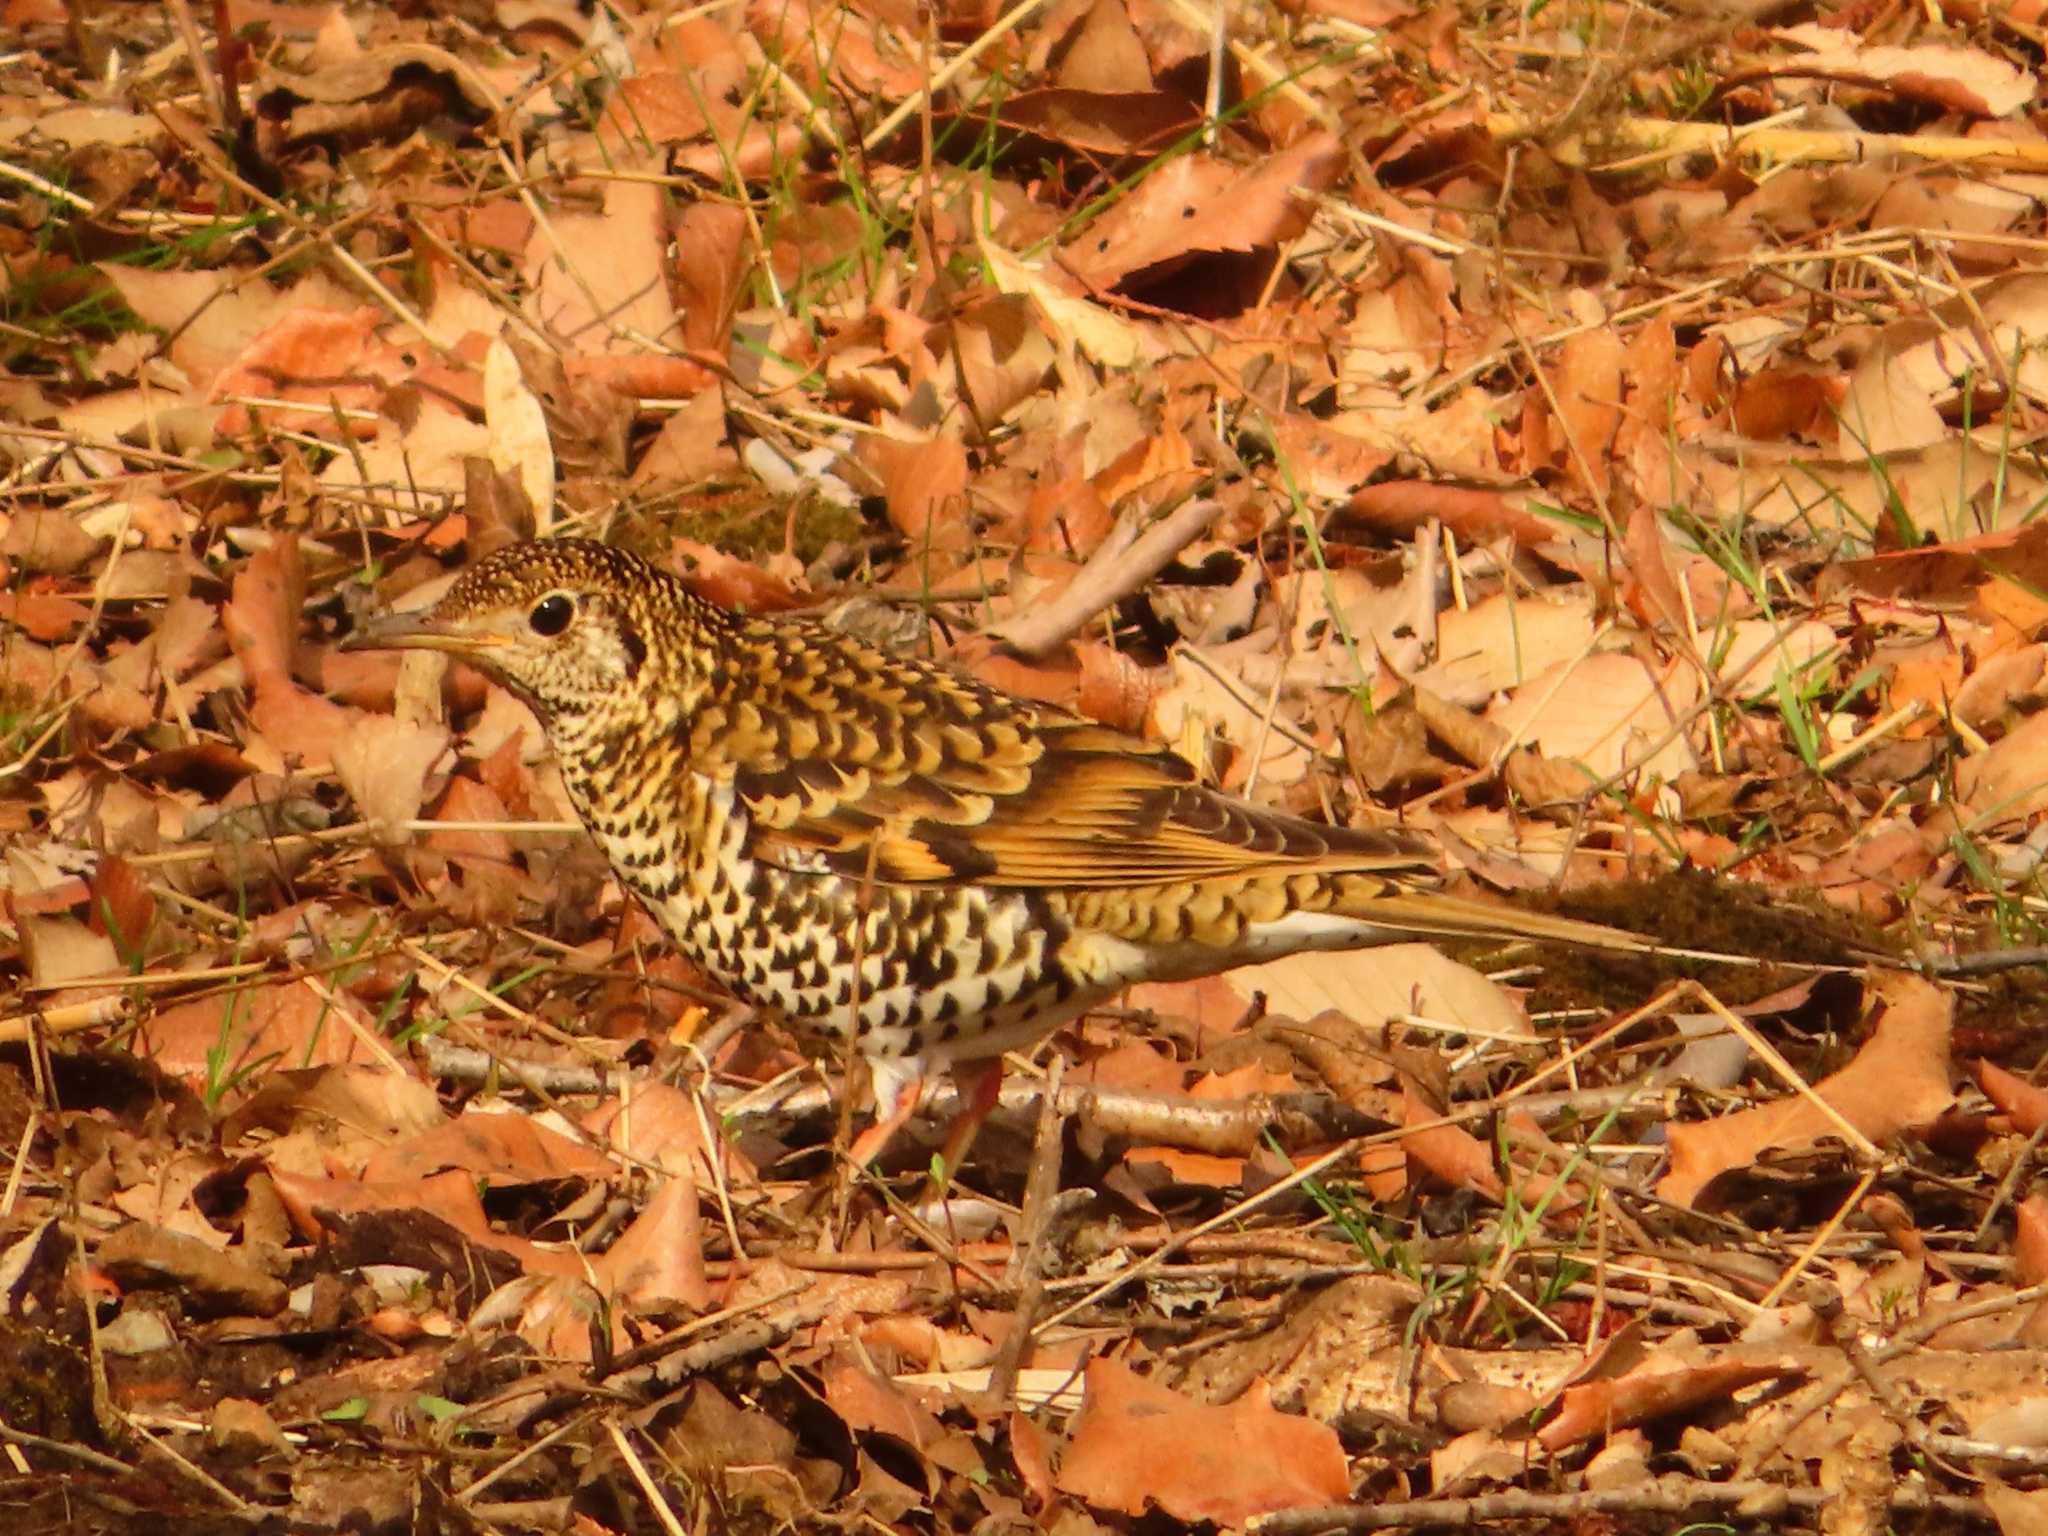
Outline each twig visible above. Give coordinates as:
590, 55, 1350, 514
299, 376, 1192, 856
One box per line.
421, 1039, 620, 1096
987, 494, 1221, 658
0, 1417, 132, 1477
1492, 111, 2048, 175
1032, 1139, 1363, 1336
607, 1421, 688, 1536
1917, 945, 2048, 978
1248, 1478, 1984, 1532
990, 1059, 1071, 1409
765, 1073, 1389, 1155
0, 997, 130, 1049
1812, 1288, 1971, 1482
125, 1414, 255, 1513
859, 0, 1054, 152
626, 1300, 836, 1395
1740, 1280, 2048, 1473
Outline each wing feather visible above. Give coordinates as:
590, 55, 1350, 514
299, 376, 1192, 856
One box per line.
716, 629, 1438, 890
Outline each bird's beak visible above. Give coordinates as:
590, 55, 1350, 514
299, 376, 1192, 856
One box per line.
340, 608, 509, 655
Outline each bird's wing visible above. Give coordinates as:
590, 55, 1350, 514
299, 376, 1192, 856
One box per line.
716, 637, 1438, 889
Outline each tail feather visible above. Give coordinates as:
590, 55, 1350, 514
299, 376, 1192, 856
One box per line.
1339, 887, 1763, 968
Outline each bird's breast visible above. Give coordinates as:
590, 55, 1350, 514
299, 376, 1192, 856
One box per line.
578, 773, 1100, 1065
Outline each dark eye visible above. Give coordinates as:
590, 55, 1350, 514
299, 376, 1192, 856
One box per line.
529, 594, 573, 636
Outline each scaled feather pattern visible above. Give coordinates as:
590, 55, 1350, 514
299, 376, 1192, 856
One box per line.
347, 539, 1649, 1097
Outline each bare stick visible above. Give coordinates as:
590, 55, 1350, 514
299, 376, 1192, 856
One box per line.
988, 495, 1221, 658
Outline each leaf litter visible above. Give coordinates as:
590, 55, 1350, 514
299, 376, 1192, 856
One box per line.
6, 0, 2048, 1532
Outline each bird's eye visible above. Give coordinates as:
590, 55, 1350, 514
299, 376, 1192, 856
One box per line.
529, 594, 574, 636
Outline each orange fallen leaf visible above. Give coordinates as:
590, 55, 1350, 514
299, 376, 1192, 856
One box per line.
1978, 1058, 2048, 1133
1659, 972, 1953, 1207
1055, 1358, 1347, 1524
1537, 1357, 1802, 1450
0, 590, 91, 640
1339, 480, 1555, 544
2014, 1195, 2048, 1285
361, 1110, 615, 1186
597, 1172, 710, 1311
139, 979, 383, 1092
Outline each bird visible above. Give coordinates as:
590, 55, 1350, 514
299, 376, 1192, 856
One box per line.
344, 538, 1664, 1166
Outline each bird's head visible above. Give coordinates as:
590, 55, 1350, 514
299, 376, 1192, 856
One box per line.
343, 539, 687, 723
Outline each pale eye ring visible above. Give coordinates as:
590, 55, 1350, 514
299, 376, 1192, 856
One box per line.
529, 593, 574, 637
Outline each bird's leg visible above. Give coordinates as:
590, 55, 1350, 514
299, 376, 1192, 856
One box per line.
924, 1057, 1006, 1200
848, 1072, 930, 1168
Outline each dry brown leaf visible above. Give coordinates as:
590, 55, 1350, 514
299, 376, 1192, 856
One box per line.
585, 1082, 742, 1183
1149, 641, 1310, 789
0, 510, 99, 573
1414, 589, 1599, 706
669, 538, 805, 612
1501, 747, 1599, 809
1549, 326, 1624, 495
631, 388, 738, 491
1486, 650, 1701, 787
1125, 1146, 1246, 1187
1829, 521, 2048, 605
1953, 645, 2047, 724
212, 304, 389, 436
1771, 24, 2034, 116
266, 1166, 583, 1279
1337, 481, 1555, 543
96, 265, 353, 391
980, 87, 1201, 158
873, 434, 970, 547
140, 980, 385, 1094
1538, 1358, 1801, 1451
87, 855, 155, 959
1055, 1358, 1347, 1523
823, 1351, 950, 1456
360, 1110, 614, 1186
484, 335, 554, 528
221, 1065, 445, 1164
1223, 942, 1528, 1039
1658, 972, 1954, 1207
1710, 618, 1838, 703
1053, 0, 1152, 91
332, 715, 451, 842
1071, 1039, 1184, 1095
97, 1223, 287, 1317
1986, 1482, 2048, 1536
1976, 1058, 2048, 1133
947, 294, 1057, 428
1073, 639, 1159, 731
1730, 367, 1838, 440
19, 916, 119, 988
1341, 695, 1459, 796
254, 42, 502, 148
597, 1173, 711, 1311
0, 589, 88, 641
420, 774, 532, 925
524, 167, 679, 357
1060, 132, 1341, 290
1621, 502, 1687, 633
980, 231, 1159, 368
1956, 708, 2048, 824
1838, 275, 2048, 460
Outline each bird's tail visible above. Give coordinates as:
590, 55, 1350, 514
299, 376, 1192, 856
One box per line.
1332, 884, 1758, 967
